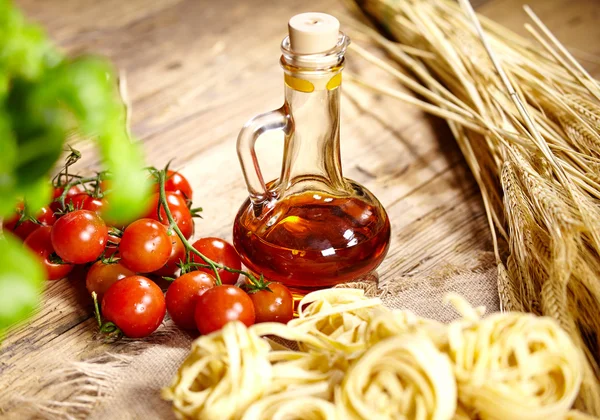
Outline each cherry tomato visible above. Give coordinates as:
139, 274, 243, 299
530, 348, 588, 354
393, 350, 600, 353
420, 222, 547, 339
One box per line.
153, 234, 186, 277
24, 226, 74, 280
194, 285, 255, 334
166, 271, 215, 330
86, 260, 135, 301
51, 210, 108, 264
249, 283, 294, 324
144, 192, 194, 239
191, 238, 241, 285
164, 170, 193, 201
119, 219, 172, 273
3, 204, 57, 241
67, 193, 106, 213
101, 275, 166, 338
51, 184, 86, 212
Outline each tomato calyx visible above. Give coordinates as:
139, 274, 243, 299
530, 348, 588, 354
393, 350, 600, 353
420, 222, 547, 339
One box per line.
100, 253, 120, 265
242, 274, 273, 295
108, 226, 123, 239
48, 252, 71, 265
7, 202, 46, 231
91, 291, 123, 339
189, 206, 203, 219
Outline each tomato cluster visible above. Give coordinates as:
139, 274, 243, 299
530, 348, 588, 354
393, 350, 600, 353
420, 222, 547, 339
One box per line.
3, 168, 294, 339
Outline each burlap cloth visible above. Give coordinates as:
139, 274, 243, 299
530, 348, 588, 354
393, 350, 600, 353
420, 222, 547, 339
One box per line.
11, 260, 499, 419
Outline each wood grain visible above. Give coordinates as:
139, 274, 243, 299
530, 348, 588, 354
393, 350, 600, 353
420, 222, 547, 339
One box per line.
1, 0, 598, 416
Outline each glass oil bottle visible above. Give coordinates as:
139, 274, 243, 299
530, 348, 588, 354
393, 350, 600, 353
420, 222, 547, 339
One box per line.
233, 13, 391, 293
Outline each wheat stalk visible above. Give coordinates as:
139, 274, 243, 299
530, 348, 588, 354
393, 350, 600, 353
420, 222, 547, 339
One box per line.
347, 0, 600, 413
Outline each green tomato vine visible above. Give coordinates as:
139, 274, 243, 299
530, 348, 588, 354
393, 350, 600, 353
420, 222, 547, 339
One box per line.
154, 168, 261, 287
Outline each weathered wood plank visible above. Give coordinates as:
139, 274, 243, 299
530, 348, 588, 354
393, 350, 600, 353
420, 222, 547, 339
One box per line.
1, 0, 598, 416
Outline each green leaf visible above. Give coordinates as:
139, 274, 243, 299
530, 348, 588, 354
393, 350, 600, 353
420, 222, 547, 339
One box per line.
0, 0, 61, 81
0, 233, 44, 332
0, 105, 18, 217
100, 129, 151, 224
22, 176, 52, 215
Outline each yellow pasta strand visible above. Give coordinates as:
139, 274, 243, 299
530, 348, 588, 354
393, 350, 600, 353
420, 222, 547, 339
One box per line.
161, 321, 272, 420
163, 289, 588, 420
447, 294, 582, 420
289, 288, 386, 358
365, 309, 448, 349
242, 391, 338, 420
337, 334, 456, 420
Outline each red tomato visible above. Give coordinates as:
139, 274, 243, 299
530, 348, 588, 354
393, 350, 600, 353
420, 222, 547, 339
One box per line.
144, 192, 194, 239
3, 204, 57, 241
166, 271, 215, 330
86, 260, 135, 301
191, 238, 241, 285
24, 226, 74, 280
51, 184, 86, 212
67, 193, 106, 213
119, 219, 172, 273
101, 276, 166, 338
249, 283, 294, 324
153, 234, 186, 277
50, 210, 108, 264
194, 285, 255, 334
164, 170, 193, 201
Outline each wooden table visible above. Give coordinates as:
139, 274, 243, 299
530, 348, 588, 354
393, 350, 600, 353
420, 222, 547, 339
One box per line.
2, 0, 599, 417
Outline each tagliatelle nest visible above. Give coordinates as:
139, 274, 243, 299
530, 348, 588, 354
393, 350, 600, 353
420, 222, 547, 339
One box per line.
162, 289, 585, 420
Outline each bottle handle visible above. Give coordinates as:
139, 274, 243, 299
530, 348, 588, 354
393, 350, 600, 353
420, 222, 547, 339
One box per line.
236, 107, 292, 205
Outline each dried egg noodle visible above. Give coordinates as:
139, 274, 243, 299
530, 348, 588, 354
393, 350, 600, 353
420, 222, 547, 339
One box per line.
445, 294, 582, 420
242, 391, 338, 420
163, 289, 589, 420
336, 334, 456, 420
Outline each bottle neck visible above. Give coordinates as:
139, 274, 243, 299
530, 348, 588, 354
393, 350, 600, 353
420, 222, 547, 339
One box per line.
277, 67, 346, 196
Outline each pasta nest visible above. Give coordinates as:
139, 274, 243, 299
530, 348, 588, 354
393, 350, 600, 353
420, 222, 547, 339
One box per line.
163, 289, 586, 420
447, 294, 582, 420
337, 333, 457, 420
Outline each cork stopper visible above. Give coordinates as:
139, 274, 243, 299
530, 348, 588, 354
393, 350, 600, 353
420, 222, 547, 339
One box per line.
288, 13, 340, 54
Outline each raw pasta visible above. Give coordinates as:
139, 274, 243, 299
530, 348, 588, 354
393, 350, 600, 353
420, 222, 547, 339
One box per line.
242, 391, 338, 420
365, 308, 447, 349
337, 334, 456, 420
161, 321, 272, 420
446, 295, 582, 420
287, 288, 386, 358
163, 289, 588, 420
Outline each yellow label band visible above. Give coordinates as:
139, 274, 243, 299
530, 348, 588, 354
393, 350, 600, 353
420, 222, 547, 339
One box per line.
285, 74, 314, 93
326, 73, 342, 90
284, 73, 342, 92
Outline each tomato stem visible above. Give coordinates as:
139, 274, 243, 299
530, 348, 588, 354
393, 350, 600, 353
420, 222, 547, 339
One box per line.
52, 146, 82, 187
91, 291, 123, 337
92, 291, 102, 328
155, 168, 260, 286
55, 173, 106, 210
185, 262, 257, 280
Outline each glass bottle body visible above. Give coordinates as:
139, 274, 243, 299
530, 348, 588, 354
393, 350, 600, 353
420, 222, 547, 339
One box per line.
233, 34, 390, 292
233, 182, 390, 290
